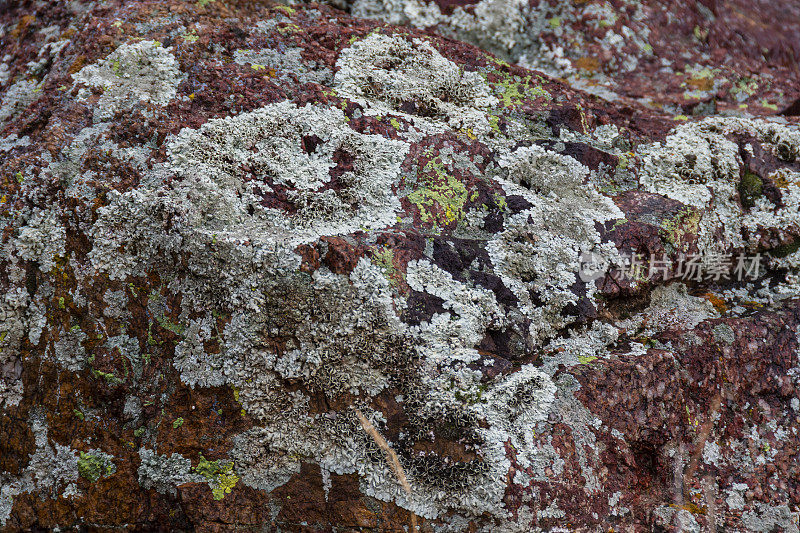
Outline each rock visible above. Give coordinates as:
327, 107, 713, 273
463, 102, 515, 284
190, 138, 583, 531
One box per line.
0, 0, 799, 531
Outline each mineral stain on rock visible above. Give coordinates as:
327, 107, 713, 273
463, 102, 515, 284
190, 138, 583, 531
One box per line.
1, 0, 799, 531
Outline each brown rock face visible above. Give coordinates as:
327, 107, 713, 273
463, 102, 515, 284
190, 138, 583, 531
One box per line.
0, 1, 799, 532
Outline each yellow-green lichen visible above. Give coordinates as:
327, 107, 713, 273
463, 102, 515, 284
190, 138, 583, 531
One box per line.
407, 157, 470, 227
660, 207, 701, 251
78, 451, 115, 483
491, 71, 552, 108
371, 247, 401, 286
195, 454, 239, 500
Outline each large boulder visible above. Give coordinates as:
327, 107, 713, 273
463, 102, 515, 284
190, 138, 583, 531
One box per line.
0, 1, 799, 531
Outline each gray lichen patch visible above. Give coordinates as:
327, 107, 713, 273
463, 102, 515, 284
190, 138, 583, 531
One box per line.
137, 449, 204, 495
335, 33, 498, 135
165, 100, 409, 239
73, 40, 184, 121
11, 208, 66, 273
0, 79, 41, 124
0, 288, 29, 408
346, 0, 531, 58
233, 47, 332, 85
488, 144, 622, 345
89, 100, 409, 282
0, 411, 80, 526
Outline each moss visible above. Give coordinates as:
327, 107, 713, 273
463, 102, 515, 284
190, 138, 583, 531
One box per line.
73, 409, 84, 420
78, 452, 115, 483
770, 238, 800, 258
172, 417, 184, 429
738, 170, 763, 209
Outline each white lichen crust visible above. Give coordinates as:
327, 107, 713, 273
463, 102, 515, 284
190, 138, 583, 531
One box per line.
73, 40, 184, 120
335, 33, 498, 136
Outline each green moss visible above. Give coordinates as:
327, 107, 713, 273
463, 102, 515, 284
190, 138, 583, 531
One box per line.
78, 452, 115, 483
133, 427, 145, 437
73, 409, 84, 420
738, 170, 763, 209
172, 417, 184, 429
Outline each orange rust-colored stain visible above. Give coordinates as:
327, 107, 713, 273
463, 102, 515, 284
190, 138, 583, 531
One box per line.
574, 56, 600, 72
686, 76, 714, 91
702, 292, 728, 314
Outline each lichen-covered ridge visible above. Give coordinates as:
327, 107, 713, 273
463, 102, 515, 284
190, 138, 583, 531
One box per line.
1, 1, 799, 531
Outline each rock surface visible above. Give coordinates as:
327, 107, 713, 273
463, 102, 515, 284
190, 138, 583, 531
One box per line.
0, 0, 799, 531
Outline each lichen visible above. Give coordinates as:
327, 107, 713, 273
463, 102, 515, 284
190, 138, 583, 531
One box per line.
11, 208, 66, 273
77, 451, 116, 483
194, 454, 240, 500
335, 33, 498, 136
0, 79, 41, 123
137, 449, 204, 495
73, 40, 184, 121
488, 143, 622, 345
233, 47, 332, 85
639, 117, 800, 264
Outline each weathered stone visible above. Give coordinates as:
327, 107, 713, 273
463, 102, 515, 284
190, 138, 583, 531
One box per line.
1, 1, 799, 531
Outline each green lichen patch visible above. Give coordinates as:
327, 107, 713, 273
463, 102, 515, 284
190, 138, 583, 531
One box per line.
195, 454, 239, 500
78, 451, 116, 483
406, 156, 472, 229
488, 70, 552, 108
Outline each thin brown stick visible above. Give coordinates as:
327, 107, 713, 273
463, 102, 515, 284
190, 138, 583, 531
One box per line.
354, 408, 418, 531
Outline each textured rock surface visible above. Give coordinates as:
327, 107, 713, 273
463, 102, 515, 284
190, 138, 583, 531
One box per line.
0, 0, 799, 531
